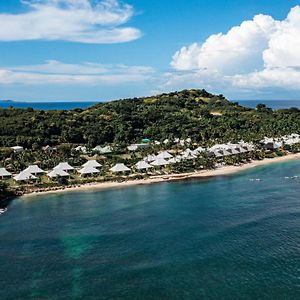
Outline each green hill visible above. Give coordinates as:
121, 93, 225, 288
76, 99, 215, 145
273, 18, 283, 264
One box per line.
0, 89, 299, 149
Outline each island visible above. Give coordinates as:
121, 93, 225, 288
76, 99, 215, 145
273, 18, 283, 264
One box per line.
0, 89, 300, 205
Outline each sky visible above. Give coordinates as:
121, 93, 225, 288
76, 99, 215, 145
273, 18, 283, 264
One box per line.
0, 0, 300, 102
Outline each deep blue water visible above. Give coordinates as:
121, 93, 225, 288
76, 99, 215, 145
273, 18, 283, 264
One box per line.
1, 100, 300, 110
1, 161, 300, 299
238, 100, 300, 110
0, 101, 98, 110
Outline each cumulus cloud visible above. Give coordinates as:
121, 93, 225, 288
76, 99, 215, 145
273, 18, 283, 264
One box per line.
0, 0, 141, 43
168, 6, 300, 97
0, 60, 155, 85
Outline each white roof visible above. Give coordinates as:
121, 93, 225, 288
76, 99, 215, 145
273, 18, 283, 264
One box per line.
54, 162, 74, 171
83, 160, 102, 168
151, 158, 170, 166
79, 166, 100, 175
143, 154, 157, 162
181, 153, 197, 160
169, 156, 181, 164
127, 145, 138, 151
227, 147, 240, 155
93, 146, 112, 153
11, 146, 23, 150
195, 146, 205, 153
157, 151, 173, 159
135, 161, 152, 170
238, 147, 248, 153
0, 168, 12, 177
75, 146, 87, 152
48, 169, 69, 178
93, 145, 102, 151
14, 171, 37, 181
24, 165, 45, 174
110, 163, 130, 173
181, 148, 193, 156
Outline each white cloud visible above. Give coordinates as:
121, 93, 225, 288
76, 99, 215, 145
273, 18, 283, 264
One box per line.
232, 68, 300, 90
171, 14, 277, 74
0, 60, 155, 85
263, 6, 300, 68
0, 0, 141, 43
168, 6, 300, 98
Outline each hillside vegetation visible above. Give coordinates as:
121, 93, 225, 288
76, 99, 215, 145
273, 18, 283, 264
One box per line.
0, 89, 299, 149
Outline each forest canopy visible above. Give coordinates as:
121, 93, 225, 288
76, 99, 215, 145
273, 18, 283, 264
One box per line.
0, 89, 299, 149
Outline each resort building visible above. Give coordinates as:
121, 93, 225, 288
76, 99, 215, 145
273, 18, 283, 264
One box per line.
157, 151, 173, 159
260, 138, 282, 150
127, 143, 150, 151
110, 163, 131, 173
135, 161, 152, 170
151, 158, 170, 166
54, 162, 74, 172
181, 149, 197, 160
82, 160, 102, 169
143, 154, 157, 162
14, 171, 37, 182
0, 168, 12, 179
282, 134, 300, 146
47, 169, 69, 179
42, 145, 56, 153
24, 165, 45, 175
169, 156, 182, 164
78, 166, 100, 177
11, 146, 24, 153
93, 145, 113, 154
75, 146, 87, 153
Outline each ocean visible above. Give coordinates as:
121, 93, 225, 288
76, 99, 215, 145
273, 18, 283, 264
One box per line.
1, 100, 300, 110
1, 161, 300, 299
0, 101, 98, 110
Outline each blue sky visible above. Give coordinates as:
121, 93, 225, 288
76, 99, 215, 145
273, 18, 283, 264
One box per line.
0, 0, 299, 101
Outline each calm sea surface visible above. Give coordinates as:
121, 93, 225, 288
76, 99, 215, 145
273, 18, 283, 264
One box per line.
1, 100, 300, 110
1, 161, 300, 299
0, 101, 97, 110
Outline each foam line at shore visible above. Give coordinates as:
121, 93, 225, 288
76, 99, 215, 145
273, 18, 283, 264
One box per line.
22, 153, 300, 199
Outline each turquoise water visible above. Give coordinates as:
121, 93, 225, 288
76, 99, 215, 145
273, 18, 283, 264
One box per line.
1, 161, 300, 299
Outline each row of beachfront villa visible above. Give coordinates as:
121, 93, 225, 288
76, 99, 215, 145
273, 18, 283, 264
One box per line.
8, 134, 300, 156
0, 141, 255, 182
260, 134, 300, 150
1, 134, 299, 183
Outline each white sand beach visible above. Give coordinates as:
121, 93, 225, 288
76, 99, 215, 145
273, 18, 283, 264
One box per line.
22, 153, 300, 199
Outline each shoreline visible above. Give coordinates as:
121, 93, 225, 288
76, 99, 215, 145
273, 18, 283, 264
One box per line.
21, 152, 300, 199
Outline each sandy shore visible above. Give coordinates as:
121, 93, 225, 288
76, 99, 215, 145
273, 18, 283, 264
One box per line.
22, 153, 300, 198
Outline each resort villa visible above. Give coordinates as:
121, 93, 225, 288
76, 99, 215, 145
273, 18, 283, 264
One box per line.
1, 134, 299, 185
